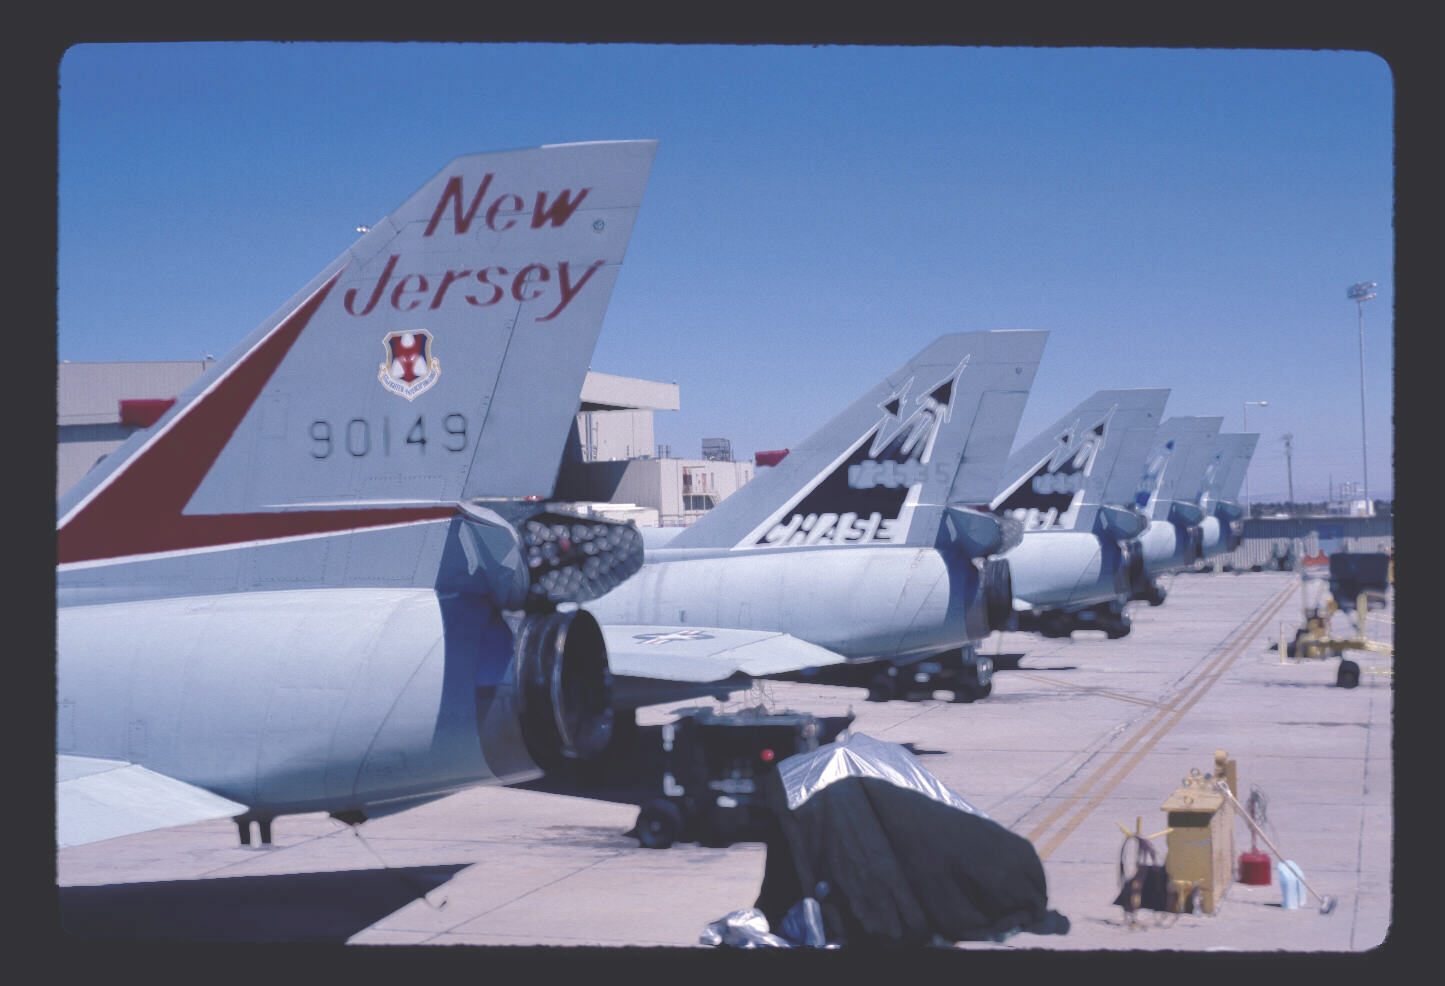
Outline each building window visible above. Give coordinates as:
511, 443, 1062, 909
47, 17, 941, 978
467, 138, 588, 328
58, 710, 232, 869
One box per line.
683, 466, 710, 494
684, 494, 716, 512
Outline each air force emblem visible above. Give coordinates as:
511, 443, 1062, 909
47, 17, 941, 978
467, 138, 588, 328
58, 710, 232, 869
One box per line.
378, 331, 441, 400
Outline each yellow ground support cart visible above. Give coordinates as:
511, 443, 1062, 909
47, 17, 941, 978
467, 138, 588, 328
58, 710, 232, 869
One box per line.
1284, 552, 1393, 688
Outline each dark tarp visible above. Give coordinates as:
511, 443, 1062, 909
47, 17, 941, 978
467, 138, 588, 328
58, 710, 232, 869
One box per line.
753, 733, 1068, 946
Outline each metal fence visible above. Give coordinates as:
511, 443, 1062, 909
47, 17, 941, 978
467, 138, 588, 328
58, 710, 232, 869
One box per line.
1198, 534, 1394, 573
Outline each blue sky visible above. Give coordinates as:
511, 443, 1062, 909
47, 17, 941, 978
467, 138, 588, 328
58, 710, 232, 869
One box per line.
57, 42, 1394, 503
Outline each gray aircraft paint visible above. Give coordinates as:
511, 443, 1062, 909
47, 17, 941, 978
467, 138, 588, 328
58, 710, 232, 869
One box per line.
1135, 416, 1224, 576
587, 331, 1048, 685
1138, 417, 1226, 522
1200, 433, 1260, 556
592, 546, 987, 664
56, 141, 658, 846
992, 389, 1169, 612
666, 332, 1047, 552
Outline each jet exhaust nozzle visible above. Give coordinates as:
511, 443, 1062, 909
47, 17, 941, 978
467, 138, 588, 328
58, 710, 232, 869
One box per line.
1184, 525, 1204, 564
514, 608, 614, 768
1226, 520, 1244, 553
983, 556, 1013, 633
1112, 538, 1148, 598
1124, 538, 1149, 596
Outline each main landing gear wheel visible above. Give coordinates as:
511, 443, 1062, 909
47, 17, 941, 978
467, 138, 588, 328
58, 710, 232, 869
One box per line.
951, 679, 993, 703
866, 672, 898, 703
1039, 612, 1071, 638
635, 798, 683, 849
1336, 659, 1361, 689
951, 656, 993, 703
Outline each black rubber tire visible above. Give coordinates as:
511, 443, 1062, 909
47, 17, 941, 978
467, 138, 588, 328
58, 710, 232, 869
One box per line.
1039, 612, 1070, 638
952, 679, 992, 703
866, 672, 897, 703
1336, 660, 1361, 690
635, 798, 683, 849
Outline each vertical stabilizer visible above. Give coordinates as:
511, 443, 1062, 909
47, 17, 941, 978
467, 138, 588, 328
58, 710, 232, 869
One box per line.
1136, 416, 1224, 520
1201, 433, 1260, 516
991, 389, 1170, 535
57, 141, 657, 567
666, 331, 1048, 551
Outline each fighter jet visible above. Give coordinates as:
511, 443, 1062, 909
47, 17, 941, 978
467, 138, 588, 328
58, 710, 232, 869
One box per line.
989, 388, 1170, 640
1128, 416, 1225, 605
584, 331, 1049, 706
56, 140, 667, 848
1198, 433, 1261, 559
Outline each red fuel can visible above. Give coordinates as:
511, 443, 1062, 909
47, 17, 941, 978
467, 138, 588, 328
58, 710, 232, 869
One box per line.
1239, 850, 1272, 885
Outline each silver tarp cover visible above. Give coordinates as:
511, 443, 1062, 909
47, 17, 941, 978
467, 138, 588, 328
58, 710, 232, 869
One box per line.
775, 731, 987, 816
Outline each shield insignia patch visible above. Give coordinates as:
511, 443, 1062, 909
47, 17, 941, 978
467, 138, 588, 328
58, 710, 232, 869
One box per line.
378, 331, 441, 400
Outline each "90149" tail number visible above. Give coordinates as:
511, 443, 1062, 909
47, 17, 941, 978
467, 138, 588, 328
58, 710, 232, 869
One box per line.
309, 413, 468, 458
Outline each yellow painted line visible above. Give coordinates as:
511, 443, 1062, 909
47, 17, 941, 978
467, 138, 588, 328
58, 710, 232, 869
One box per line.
1026, 579, 1298, 861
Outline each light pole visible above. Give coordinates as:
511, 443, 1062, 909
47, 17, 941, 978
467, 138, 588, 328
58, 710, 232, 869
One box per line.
1243, 400, 1267, 516
1348, 282, 1376, 516
1282, 432, 1294, 513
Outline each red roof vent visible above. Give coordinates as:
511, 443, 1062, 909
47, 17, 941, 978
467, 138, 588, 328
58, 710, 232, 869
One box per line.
119, 398, 176, 428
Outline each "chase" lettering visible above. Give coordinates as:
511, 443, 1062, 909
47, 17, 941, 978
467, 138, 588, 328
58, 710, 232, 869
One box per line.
761, 511, 900, 546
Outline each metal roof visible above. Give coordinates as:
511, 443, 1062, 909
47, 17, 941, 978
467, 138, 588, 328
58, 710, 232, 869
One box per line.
579, 370, 679, 412
57, 361, 217, 426
58, 362, 679, 424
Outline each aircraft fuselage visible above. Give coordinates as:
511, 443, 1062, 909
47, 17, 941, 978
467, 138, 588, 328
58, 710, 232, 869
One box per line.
1138, 519, 1201, 574
57, 586, 537, 819
1200, 514, 1237, 557
1003, 530, 1126, 611
586, 545, 989, 664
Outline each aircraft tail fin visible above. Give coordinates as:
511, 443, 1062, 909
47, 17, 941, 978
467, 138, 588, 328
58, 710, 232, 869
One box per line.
991, 388, 1170, 536
1136, 416, 1224, 521
666, 331, 1048, 552
57, 141, 657, 567
1202, 433, 1259, 517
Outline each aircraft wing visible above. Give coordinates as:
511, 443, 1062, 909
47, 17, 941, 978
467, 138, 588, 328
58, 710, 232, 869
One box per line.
57, 755, 246, 849
601, 625, 848, 683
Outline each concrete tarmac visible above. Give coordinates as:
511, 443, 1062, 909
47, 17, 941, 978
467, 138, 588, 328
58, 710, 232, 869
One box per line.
55, 570, 1396, 955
